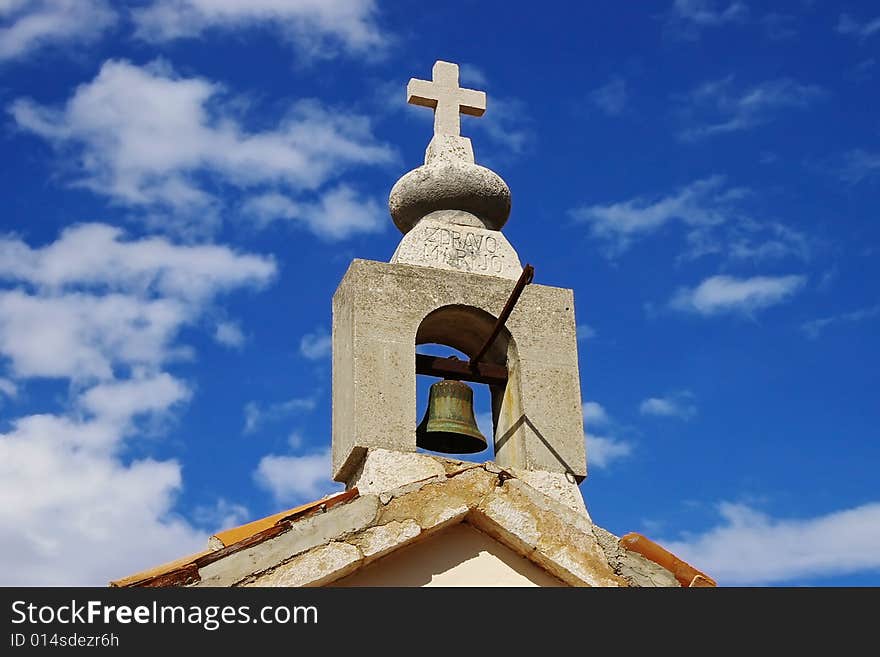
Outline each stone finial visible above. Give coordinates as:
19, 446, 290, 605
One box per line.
389, 60, 512, 238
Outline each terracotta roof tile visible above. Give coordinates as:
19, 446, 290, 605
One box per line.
109, 550, 212, 588
619, 532, 716, 587
211, 494, 345, 548
688, 574, 716, 587
109, 488, 359, 587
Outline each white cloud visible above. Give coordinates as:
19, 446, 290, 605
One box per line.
681, 221, 809, 264
473, 95, 533, 157
836, 13, 880, 42
639, 392, 696, 420
0, 371, 207, 585
79, 373, 190, 431
0, 0, 115, 62
670, 274, 805, 316
839, 150, 880, 184
571, 176, 741, 255
0, 223, 276, 302
254, 447, 341, 505
662, 501, 880, 585
590, 77, 628, 116
666, 0, 748, 39
0, 223, 277, 585
850, 58, 876, 82
801, 305, 880, 339
242, 185, 385, 240
678, 76, 825, 141
720, 219, 810, 263
299, 328, 332, 360
582, 401, 633, 469
639, 398, 682, 417
243, 396, 316, 434
586, 433, 633, 469
214, 320, 245, 348
583, 401, 610, 428
0, 223, 275, 381
576, 323, 597, 340
10, 60, 394, 237
671, 0, 748, 27
0, 290, 188, 380
0, 377, 17, 398
0, 410, 207, 586
287, 432, 304, 450
572, 177, 810, 262
458, 63, 489, 88
132, 0, 386, 57
192, 498, 250, 534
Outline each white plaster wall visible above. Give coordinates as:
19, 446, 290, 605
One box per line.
333, 523, 565, 587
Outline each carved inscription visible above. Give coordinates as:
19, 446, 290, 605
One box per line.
422, 225, 504, 274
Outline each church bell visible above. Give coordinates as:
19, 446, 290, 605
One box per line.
416, 379, 488, 454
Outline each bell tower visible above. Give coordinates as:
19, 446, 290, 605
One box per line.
331, 61, 589, 516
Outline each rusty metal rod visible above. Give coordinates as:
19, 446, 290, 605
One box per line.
470, 264, 534, 367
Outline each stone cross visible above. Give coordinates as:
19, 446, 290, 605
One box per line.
407, 61, 486, 138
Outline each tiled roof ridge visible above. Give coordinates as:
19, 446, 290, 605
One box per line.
618, 532, 717, 587
110, 488, 359, 587
110, 463, 716, 588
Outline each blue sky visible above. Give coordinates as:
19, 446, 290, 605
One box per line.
0, 1, 878, 587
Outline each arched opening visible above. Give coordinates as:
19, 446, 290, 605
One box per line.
414, 343, 495, 462
415, 305, 517, 463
